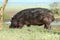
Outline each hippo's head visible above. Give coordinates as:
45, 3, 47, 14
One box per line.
9, 18, 19, 28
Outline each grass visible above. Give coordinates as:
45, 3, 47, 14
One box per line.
0, 24, 60, 40
3, 13, 10, 21
2, 6, 60, 40
3, 13, 10, 19
54, 14, 60, 18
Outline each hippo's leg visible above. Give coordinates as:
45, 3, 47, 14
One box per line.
38, 24, 43, 26
16, 26, 20, 28
43, 17, 52, 29
27, 25, 31, 27
44, 23, 51, 29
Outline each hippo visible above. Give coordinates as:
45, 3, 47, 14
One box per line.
9, 8, 55, 29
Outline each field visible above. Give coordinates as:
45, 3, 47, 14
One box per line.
2, 6, 60, 40
0, 24, 60, 40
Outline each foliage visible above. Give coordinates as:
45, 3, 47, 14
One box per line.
49, 2, 60, 15
0, 24, 60, 40
3, 13, 10, 20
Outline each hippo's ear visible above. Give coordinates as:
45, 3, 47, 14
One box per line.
10, 18, 15, 22
12, 18, 14, 20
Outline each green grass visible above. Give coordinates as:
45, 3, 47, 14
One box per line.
3, 13, 10, 19
3, 13, 10, 21
2, 6, 60, 40
0, 24, 60, 40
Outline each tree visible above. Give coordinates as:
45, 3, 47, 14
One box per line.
49, 2, 60, 14
0, 0, 8, 30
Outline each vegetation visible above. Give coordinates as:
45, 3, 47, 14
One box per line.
1, 2, 60, 40
49, 2, 60, 15
3, 13, 10, 22
0, 24, 59, 40
3, 13, 10, 20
